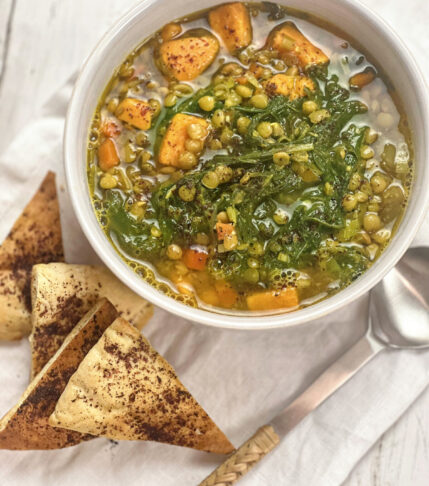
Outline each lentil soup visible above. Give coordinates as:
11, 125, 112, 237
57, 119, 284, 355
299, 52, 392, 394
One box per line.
87, 2, 413, 313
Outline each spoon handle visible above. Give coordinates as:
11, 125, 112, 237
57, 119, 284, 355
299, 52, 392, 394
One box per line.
199, 333, 384, 486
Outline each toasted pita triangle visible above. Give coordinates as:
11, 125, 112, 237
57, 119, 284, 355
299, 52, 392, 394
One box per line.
0, 171, 64, 340
50, 318, 234, 454
30, 263, 153, 377
0, 299, 118, 450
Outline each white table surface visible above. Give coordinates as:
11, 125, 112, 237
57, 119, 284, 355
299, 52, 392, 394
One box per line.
0, 1, 428, 484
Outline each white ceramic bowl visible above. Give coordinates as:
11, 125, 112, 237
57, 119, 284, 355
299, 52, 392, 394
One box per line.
64, 0, 429, 330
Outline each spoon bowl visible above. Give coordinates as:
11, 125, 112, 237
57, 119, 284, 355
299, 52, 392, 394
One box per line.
370, 246, 429, 348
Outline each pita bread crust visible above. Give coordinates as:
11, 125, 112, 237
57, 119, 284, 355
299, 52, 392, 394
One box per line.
50, 318, 233, 454
0, 270, 31, 340
0, 171, 64, 340
30, 263, 153, 377
0, 299, 118, 450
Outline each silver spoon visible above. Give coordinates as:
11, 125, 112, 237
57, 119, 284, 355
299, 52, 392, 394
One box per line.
200, 246, 429, 486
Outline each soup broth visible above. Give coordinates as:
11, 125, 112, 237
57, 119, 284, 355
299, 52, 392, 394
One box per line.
87, 2, 413, 313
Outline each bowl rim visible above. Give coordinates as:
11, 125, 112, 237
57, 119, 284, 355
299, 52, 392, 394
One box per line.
64, 0, 429, 330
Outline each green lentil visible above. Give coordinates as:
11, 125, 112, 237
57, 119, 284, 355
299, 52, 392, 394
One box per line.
202, 171, 220, 189
309, 109, 331, 124
185, 139, 203, 154
247, 258, 260, 268
178, 151, 197, 170
237, 116, 251, 135
342, 194, 358, 211
250, 93, 268, 108
224, 92, 242, 108
370, 173, 390, 194
107, 98, 119, 113
164, 93, 177, 107
273, 152, 291, 166
124, 143, 137, 163
365, 127, 379, 144
178, 184, 196, 201
302, 100, 318, 115
363, 213, 382, 232
148, 98, 161, 117
215, 165, 233, 183
220, 127, 234, 145
151, 226, 162, 238
257, 121, 273, 138
273, 209, 289, 225
100, 174, 117, 189
271, 122, 284, 137
360, 145, 375, 159
243, 268, 260, 284
212, 109, 226, 128
198, 96, 215, 111
235, 85, 253, 98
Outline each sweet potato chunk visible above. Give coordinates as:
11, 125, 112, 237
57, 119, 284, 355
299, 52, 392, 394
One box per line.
116, 98, 152, 130
183, 248, 208, 271
216, 223, 235, 241
247, 287, 299, 311
209, 3, 252, 53
264, 74, 315, 100
98, 139, 119, 171
159, 113, 209, 167
214, 280, 238, 308
266, 22, 329, 69
159, 32, 219, 81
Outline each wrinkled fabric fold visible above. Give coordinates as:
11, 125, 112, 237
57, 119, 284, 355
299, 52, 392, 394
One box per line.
0, 78, 428, 486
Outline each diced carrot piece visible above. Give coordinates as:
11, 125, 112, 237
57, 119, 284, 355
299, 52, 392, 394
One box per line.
98, 138, 119, 171
159, 33, 219, 81
159, 113, 209, 167
349, 68, 376, 90
116, 98, 153, 130
266, 22, 329, 69
209, 3, 252, 53
264, 74, 315, 100
246, 287, 299, 311
183, 248, 208, 271
215, 280, 238, 308
216, 223, 235, 241
101, 120, 121, 138
237, 76, 249, 85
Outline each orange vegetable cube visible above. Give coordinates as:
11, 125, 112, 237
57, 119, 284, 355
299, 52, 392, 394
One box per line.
116, 98, 153, 130
216, 223, 235, 241
215, 280, 238, 308
159, 113, 209, 167
159, 32, 219, 81
264, 74, 315, 100
209, 3, 252, 53
266, 22, 329, 69
98, 138, 119, 171
183, 248, 208, 271
246, 287, 299, 311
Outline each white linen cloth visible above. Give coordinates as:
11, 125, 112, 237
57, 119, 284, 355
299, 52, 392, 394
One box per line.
0, 76, 428, 486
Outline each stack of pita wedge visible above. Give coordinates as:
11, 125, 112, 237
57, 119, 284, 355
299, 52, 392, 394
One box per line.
30, 263, 153, 377
0, 172, 63, 340
50, 316, 233, 453
0, 171, 233, 456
